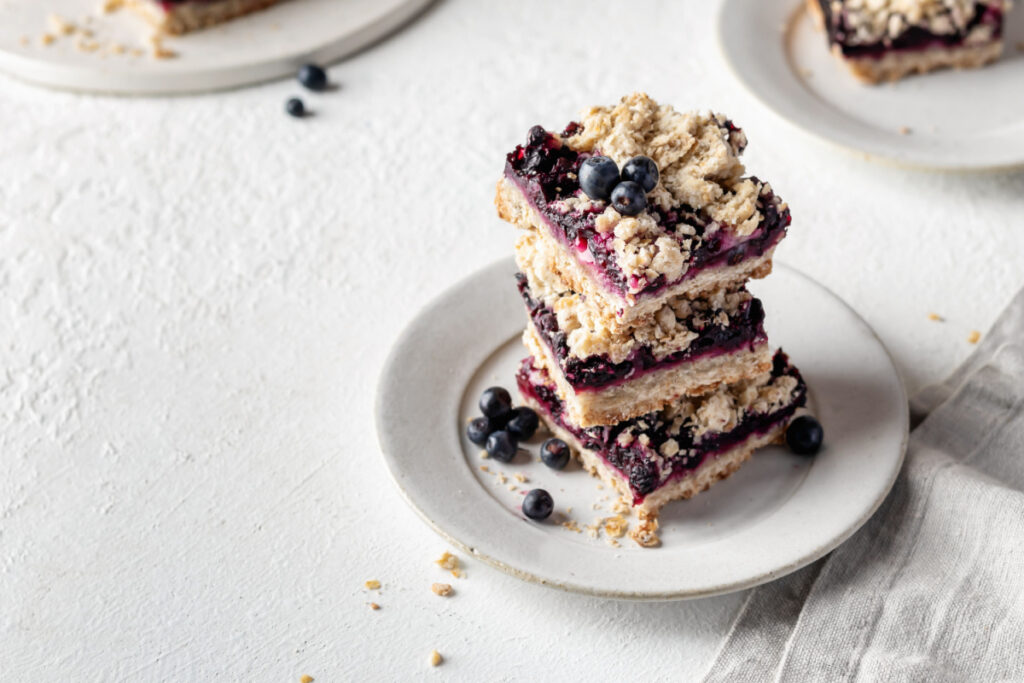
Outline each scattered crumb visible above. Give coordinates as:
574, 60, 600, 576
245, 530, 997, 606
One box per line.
968, 330, 981, 344
102, 0, 126, 12
429, 650, 443, 667
48, 13, 76, 36
435, 551, 462, 578
369, 602, 380, 611
514, 473, 528, 483
562, 519, 582, 533
612, 498, 631, 515
603, 516, 628, 539
566, 506, 573, 514
479, 465, 490, 473
928, 312, 944, 322
148, 34, 176, 59
364, 580, 381, 590
507, 484, 518, 492
898, 126, 911, 135
596, 484, 604, 490
479, 450, 489, 459
75, 35, 101, 52
300, 676, 314, 683
431, 583, 453, 597
495, 473, 507, 485
40, 34, 57, 46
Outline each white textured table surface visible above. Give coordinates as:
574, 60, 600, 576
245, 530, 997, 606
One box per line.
2, 1, 1022, 680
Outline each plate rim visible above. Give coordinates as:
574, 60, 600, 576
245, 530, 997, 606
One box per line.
716, 0, 1024, 173
0, 0, 435, 96
375, 258, 910, 601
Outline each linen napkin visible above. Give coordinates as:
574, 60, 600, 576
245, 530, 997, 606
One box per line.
705, 288, 1024, 682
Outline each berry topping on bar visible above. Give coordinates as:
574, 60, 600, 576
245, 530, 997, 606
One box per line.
579, 156, 621, 201
610, 180, 647, 216
621, 155, 659, 193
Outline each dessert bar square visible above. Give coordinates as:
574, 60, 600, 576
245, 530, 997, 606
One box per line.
496, 93, 791, 332
809, 0, 1012, 83
517, 267, 773, 427
517, 351, 807, 545
127, 0, 285, 34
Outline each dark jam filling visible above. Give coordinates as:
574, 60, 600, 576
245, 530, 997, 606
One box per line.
504, 125, 791, 301
517, 351, 807, 504
517, 273, 767, 391
818, 0, 1004, 57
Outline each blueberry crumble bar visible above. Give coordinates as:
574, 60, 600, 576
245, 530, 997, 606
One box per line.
517, 352, 807, 543
496, 93, 791, 332
517, 263, 772, 427
123, 0, 285, 34
809, 0, 1013, 83
493, 94, 815, 546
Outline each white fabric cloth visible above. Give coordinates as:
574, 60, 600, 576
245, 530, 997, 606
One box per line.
706, 289, 1024, 682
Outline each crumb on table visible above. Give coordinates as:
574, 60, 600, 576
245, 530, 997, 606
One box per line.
435, 551, 462, 578
928, 312, 944, 322
429, 650, 443, 667
431, 582, 453, 597
898, 126, 911, 135
300, 676, 314, 683
369, 602, 380, 610
364, 580, 381, 590
968, 330, 981, 344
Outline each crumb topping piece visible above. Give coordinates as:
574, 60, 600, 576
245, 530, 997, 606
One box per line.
431, 583, 454, 597
435, 551, 462, 578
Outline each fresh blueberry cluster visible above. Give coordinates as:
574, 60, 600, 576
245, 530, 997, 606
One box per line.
465, 385, 573, 521
578, 155, 659, 216
286, 63, 331, 119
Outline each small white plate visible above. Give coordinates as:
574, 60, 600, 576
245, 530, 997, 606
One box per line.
376, 259, 908, 600
0, 0, 432, 95
717, 0, 1024, 171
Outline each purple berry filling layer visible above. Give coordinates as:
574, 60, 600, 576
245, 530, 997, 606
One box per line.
818, 1, 1004, 58
504, 124, 790, 302
517, 273, 768, 392
517, 351, 807, 504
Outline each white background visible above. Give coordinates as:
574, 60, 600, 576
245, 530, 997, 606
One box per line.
2, 1, 1023, 680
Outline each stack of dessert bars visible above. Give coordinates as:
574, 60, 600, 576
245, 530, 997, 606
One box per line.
495, 94, 807, 547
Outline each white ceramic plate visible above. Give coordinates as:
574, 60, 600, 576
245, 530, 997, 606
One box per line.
717, 0, 1024, 171
0, 0, 432, 95
376, 259, 908, 600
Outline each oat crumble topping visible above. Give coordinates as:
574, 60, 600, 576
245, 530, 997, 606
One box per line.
829, 0, 1009, 44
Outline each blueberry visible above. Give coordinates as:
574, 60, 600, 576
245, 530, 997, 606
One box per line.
579, 156, 620, 201
527, 125, 547, 147
485, 430, 518, 462
611, 181, 647, 216
540, 438, 570, 470
285, 98, 306, 118
297, 64, 328, 92
479, 387, 513, 420
522, 489, 553, 521
621, 156, 659, 192
466, 416, 495, 446
629, 465, 657, 495
505, 407, 539, 440
786, 415, 824, 456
